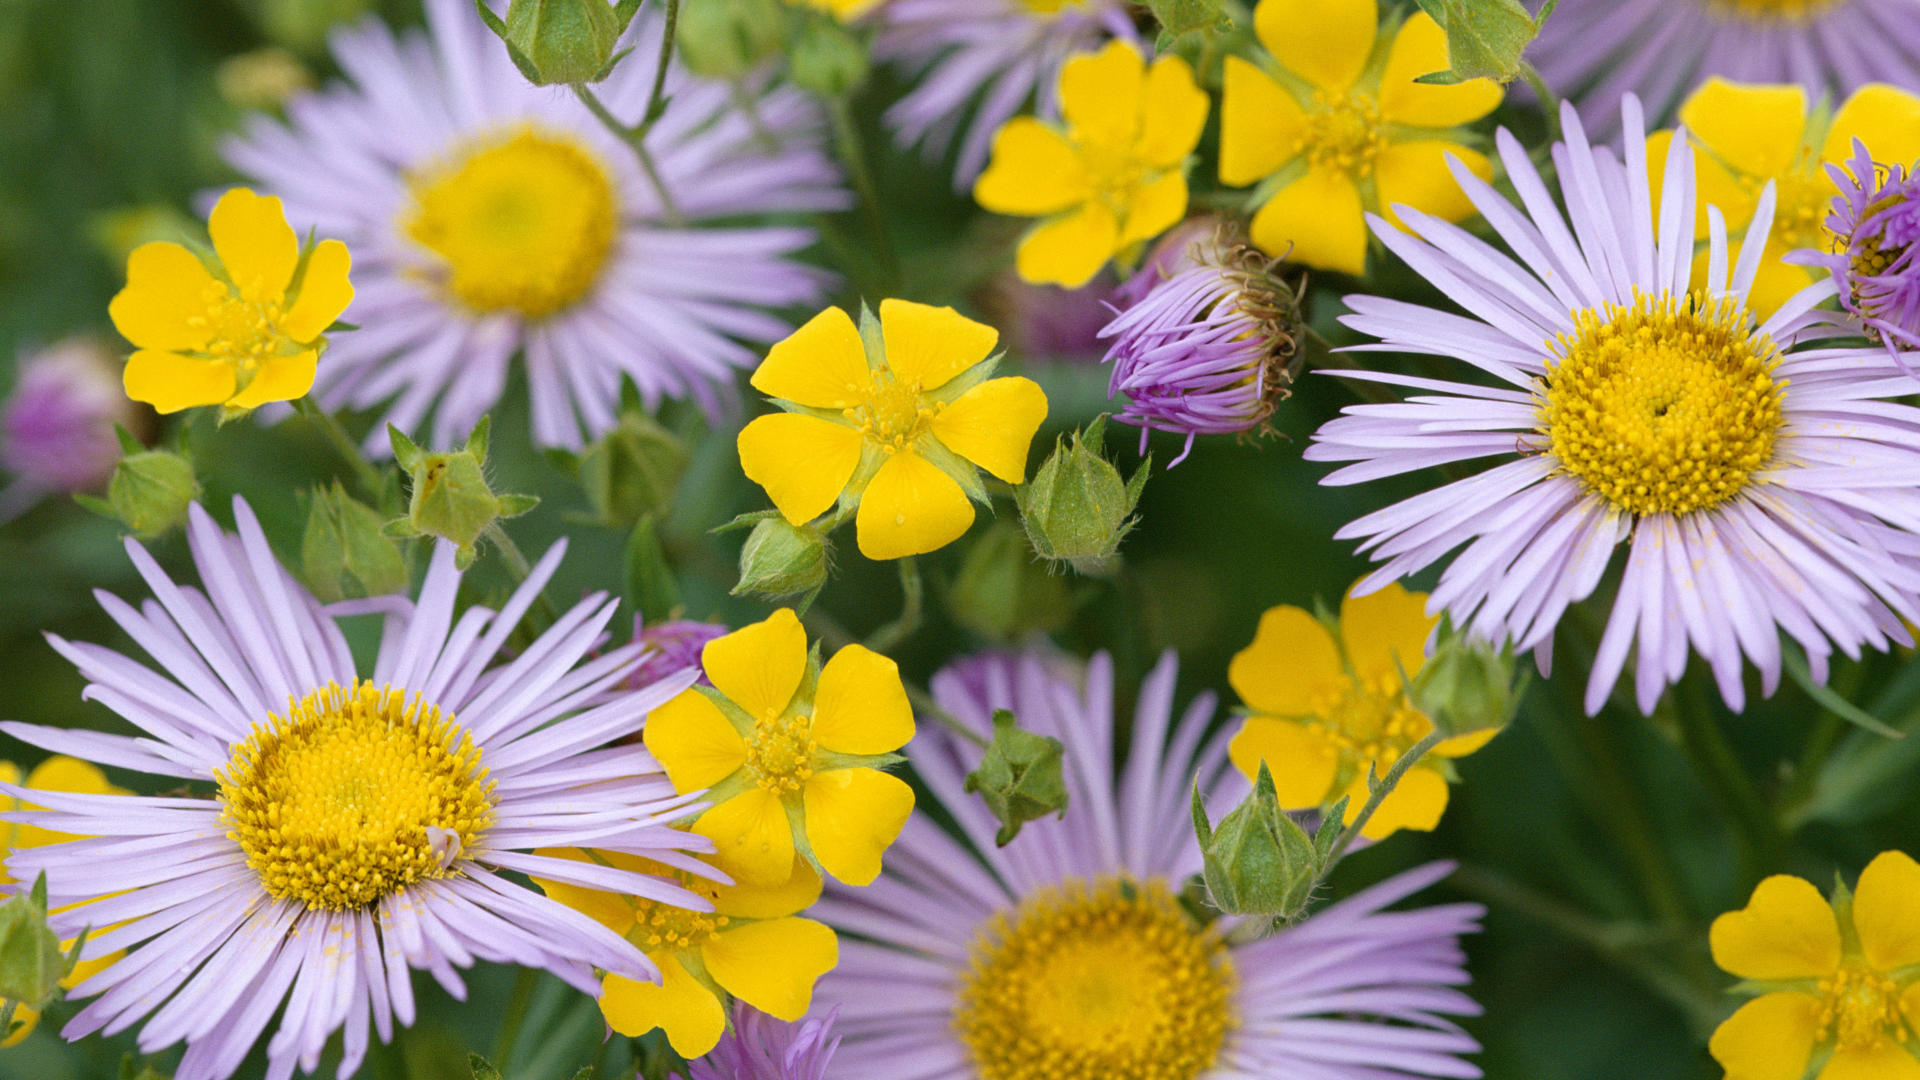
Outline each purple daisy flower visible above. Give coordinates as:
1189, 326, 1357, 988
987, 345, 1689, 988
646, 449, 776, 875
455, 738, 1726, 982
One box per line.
813, 648, 1486, 1080
689, 1003, 841, 1080
875, 0, 1134, 188
223, 0, 846, 452
2, 497, 717, 1080
1306, 96, 1920, 716
627, 615, 727, 689
1529, 0, 1920, 136
1100, 227, 1302, 465
1797, 138, 1920, 354
0, 337, 132, 515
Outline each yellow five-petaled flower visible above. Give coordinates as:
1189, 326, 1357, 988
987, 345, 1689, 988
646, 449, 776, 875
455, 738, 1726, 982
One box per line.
738, 299, 1048, 561
974, 39, 1209, 288
108, 187, 353, 416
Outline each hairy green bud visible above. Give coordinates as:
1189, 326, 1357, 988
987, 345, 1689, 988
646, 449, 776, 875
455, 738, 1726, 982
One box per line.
1192, 764, 1318, 920
77, 429, 199, 540
301, 481, 410, 603
1411, 0, 1555, 85
1409, 619, 1522, 741
1015, 415, 1148, 576
789, 16, 869, 98
733, 516, 830, 599
574, 411, 688, 530
947, 522, 1074, 642
675, 0, 786, 79
964, 709, 1069, 846
478, 0, 643, 86
0, 875, 69, 1011
387, 417, 538, 570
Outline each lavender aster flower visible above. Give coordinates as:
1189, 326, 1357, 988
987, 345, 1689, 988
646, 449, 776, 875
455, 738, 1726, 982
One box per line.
1798, 138, 1920, 353
1, 497, 716, 1080
1307, 96, 1920, 716
689, 1003, 841, 1080
628, 615, 727, 688
0, 337, 133, 517
814, 648, 1486, 1080
223, 0, 846, 452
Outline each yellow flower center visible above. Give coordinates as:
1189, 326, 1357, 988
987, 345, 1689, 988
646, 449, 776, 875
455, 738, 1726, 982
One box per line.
1817, 965, 1907, 1050
955, 879, 1234, 1080
848, 369, 941, 453
190, 279, 306, 382
1762, 170, 1835, 254
1537, 291, 1785, 517
631, 894, 732, 952
403, 128, 619, 319
747, 713, 817, 793
1314, 673, 1431, 765
1302, 92, 1385, 177
218, 680, 494, 911
1707, 0, 1842, 20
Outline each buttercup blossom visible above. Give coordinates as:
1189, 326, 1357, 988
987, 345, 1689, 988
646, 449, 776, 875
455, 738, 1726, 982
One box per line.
1800, 138, 1920, 354
1229, 582, 1497, 840
737, 300, 1047, 561
688, 1003, 841, 1080
1648, 78, 1920, 315
1308, 96, 1920, 715
1219, 0, 1502, 275
223, 0, 844, 451
974, 40, 1208, 288
2, 498, 712, 1080
108, 187, 353, 416
643, 608, 917, 889
815, 648, 1487, 1080
1708, 850, 1920, 1079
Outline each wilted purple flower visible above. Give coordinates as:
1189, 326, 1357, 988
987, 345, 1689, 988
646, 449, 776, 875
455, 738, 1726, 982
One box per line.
1797, 139, 1920, 356
0, 338, 133, 515
1100, 229, 1303, 465
689, 1003, 840, 1080
629, 616, 727, 688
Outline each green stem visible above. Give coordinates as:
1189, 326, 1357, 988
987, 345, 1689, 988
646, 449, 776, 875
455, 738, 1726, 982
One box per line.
296, 399, 387, 506
864, 557, 923, 652
1519, 60, 1562, 142
639, 0, 681, 133
1311, 728, 1445, 885
572, 83, 685, 227
484, 522, 563, 627
491, 966, 539, 1068
825, 93, 899, 288
1672, 678, 1782, 884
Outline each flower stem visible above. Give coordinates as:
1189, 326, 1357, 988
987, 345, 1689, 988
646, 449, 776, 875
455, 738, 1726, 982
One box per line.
296, 399, 388, 507
491, 966, 539, 1068
1519, 60, 1563, 143
1671, 678, 1783, 884
1312, 728, 1445, 883
826, 93, 899, 289
864, 556, 923, 652
572, 83, 685, 227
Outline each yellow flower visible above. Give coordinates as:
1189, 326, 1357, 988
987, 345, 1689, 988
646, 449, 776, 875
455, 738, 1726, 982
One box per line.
1648, 77, 1920, 317
973, 40, 1208, 288
0, 757, 129, 1047
1224, 582, 1496, 840
108, 187, 354, 416
535, 848, 838, 1059
1708, 851, 1920, 1080
643, 608, 916, 887
737, 299, 1048, 561
1218, 0, 1503, 275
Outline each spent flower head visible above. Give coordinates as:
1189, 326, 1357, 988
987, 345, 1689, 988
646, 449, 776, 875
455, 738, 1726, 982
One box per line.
1800, 138, 1920, 359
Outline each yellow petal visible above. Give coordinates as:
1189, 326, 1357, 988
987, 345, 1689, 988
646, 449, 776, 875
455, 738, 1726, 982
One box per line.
643, 689, 748, 792
811, 643, 914, 755
1227, 717, 1341, 809
1229, 604, 1344, 715
1378, 13, 1502, 127
529, 849, 641, 935
207, 187, 299, 304
714, 855, 822, 919
1432, 725, 1500, 758
1819, 1041, 1920, 1080
1375, 141, 1488, 229
854, 450, 975, 560
1744, 245, 1820, 320
1710, 875, 1842, 981
1349, 763, 1450, 838
1059, 40, 1146, 148
225, 350, 318, 411
280, 239, 354, 342
1254, 0, 1376, 94
701, 918, 838, 1021
694, 788, 797, 888
600, 956, 727, 1057
1852, 850, 1920, 972
1138, 55, 1209, 169
1340, 581, 1438, 684
1120, 170, 1189, 247
928, 376, 1048, 484
24, 756, 118, 797
802, 767, 914, 886
737, 413, 864, 527
1824, 83, 1920, 167
878, 299, 999, 393
974, 119, 1090, 217
123, 350, 236, 415
702, 608, 809, 722
109, 242, 220, 352
1249, 166, 1368, 275
1015, 203, 1121, 288
1678, 79, 1807, 179
1707, 993, 1821, 1080
751, 306, 873, 410
1220, 57, 1307, 187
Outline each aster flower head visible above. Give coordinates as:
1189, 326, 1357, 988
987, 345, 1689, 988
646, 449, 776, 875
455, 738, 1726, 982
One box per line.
1219, 0, 1503, 275
689, 1002, 841, 1080
1802, 138, 1920, 354
1708, 850, 1920, 1079
0, 338, 134, 502
813, 647, 1487, 1080
629, 616, 729, 688
1099, 225, 1304, 465
1, 498, 714, 1080
223, 0, 846, 452
1308, 94, 1920, 716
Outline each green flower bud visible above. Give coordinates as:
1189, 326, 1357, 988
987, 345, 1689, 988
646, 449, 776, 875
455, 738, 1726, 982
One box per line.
574, 411, 688, 530
1411, 0, 1554, 85
301, 481, 410, 603
1014, 415, 1148, 577
733, 516, 830, 599
789, 16, 870, 98
479, 0, 643, 86
947, 522, 1074, 642
1409, 619, 1523, 741
1192, 764, 1318, 920
387, 418, 538, 570
77, 429, 199, 540
675, 0, 786, 79
963, 709, 1069, 846
0, 875, 67, 1011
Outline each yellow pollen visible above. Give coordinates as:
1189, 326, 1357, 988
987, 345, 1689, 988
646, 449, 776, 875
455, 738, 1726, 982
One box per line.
1302, 92, 1385, 176
403, 128, 618, 319
185, 277, 307, 385
218, 680, 494, 911
1763, 171, 1836, 254
633, 896, 731, 951
846, 369, 940, 453
746, 713, 817, 793
1536, 291, 1785, 517
955, 879, 1235, 1080
1816, 965, 1907, 1050
1708, 0, 1842, 20
1312, 674, 1431, 765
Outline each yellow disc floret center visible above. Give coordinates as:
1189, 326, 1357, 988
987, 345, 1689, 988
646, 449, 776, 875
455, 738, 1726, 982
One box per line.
403, 128, 618, 319
956, 879, 1234, 1080
1538, 291, 1785, 517
746, 713, 817, 793
1316, 674, 1431, 764
1766, 171, 1834, 254
632, 895, 731, 952
1818, 965, 1906, 1050
218, 680, 495, 911
1304, 92, 1385, 176
850, 370, 940, 453
192, 278, 305, 380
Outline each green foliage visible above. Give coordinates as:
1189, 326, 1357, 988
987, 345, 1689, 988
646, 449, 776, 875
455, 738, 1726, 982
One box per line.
964, 709, 1069, 846
1411, 0, 1557, 84
789, 15, 870, 98
301, 480, 409, 602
